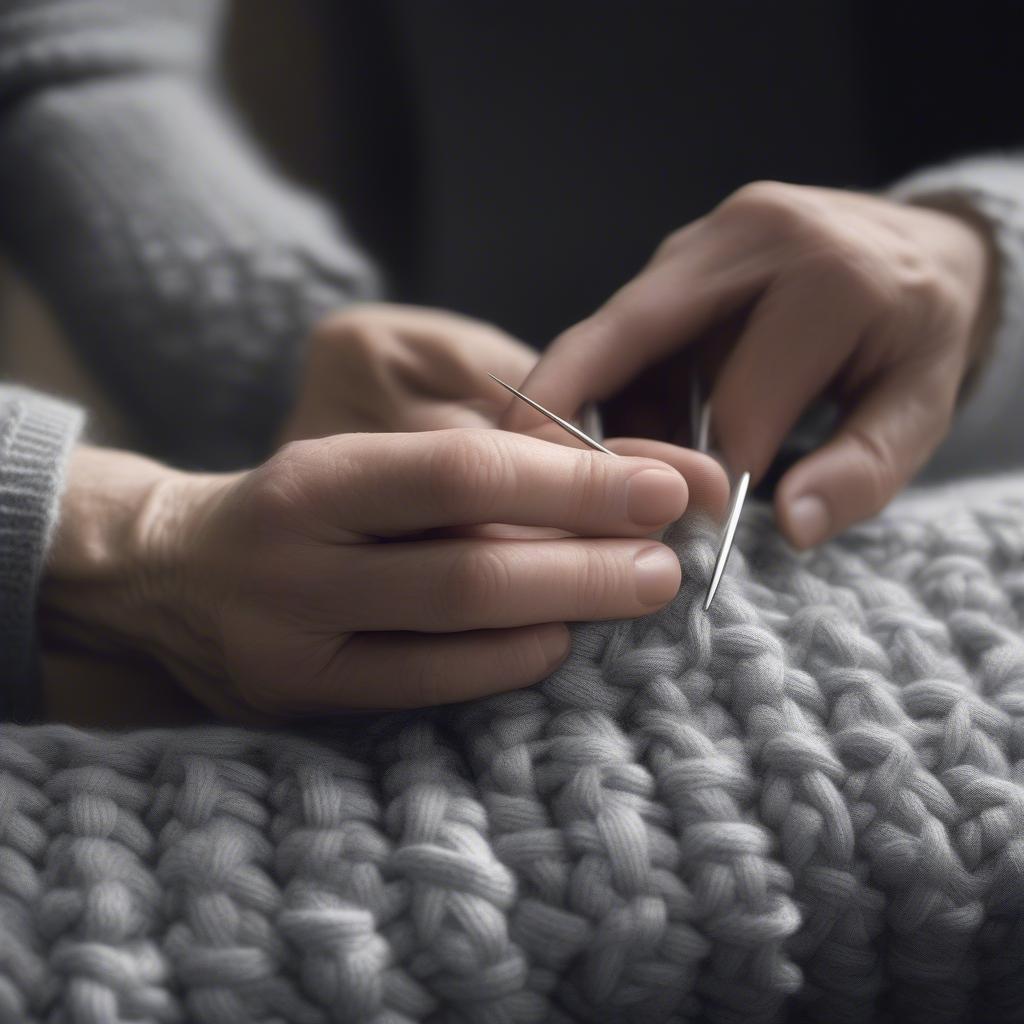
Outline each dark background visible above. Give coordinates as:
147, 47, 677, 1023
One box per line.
226, 1, 1024, 346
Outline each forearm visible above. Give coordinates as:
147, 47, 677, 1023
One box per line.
0, 0, 380, 470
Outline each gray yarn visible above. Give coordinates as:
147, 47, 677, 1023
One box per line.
4, 473, 1024, 1024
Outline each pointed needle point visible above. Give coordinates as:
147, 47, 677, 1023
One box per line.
487, 373, 615, 456
704, 470, 750, 611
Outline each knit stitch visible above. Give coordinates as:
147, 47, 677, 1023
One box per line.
3, 472, 1024, 1023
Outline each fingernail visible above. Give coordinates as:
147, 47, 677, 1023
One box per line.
787, 494, 830, 547
634, 545, 681, 605
626, 469, 687, 526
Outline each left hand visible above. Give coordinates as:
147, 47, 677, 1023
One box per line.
277, 301, 731, 521
277, 303, 540, 443
505, 183, 997, 547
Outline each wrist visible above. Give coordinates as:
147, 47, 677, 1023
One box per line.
39, 446, 229, 669
907, 197, 1001, 381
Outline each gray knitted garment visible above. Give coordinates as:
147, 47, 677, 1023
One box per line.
3, 473, 1024, 1024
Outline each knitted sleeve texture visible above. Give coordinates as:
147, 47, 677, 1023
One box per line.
0, 0, 380, 471
890, 155, 1024, 480
0, 385, 82, 722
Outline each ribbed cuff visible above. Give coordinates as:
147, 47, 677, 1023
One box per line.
888, 157, 1024, 480
0, 387, 84, 720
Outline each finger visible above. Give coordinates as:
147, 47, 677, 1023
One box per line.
709, 271, 867, 483
393, 307, 539, 414
316, 537, 682, 632
426, 441, 730, 534
502, 229, 767, 432
288, 624, 572, 710
775, 365, 956, 548
420, 522, 575, 541
288, 429, 689, 537
604, 438, 731, 519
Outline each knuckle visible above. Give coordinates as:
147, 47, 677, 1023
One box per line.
719, 180, 803, 231
253, 435, 362, 538
891, 249, 965, 323
311, 310, 397, 376
427, 430, 507, 519
251, 440, 320, 521
342, 322, 394, 372
313, 304, 379, 339
271, 437, 316, 471
913, 386, 957, 451
310, 311, 357, 355
803, 243, 895, 314
267, 435, 338, 488
439, 545, 513, 626
566, 450, 612, 523
845, 426, 900, 512
719, 183, 879, 268
571, 546, 615, 610
654, 224, 693, 259
730, 179, 793, 209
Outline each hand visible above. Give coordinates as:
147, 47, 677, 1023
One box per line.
506, 182, 998, 547
278, 302, 728, 530
277, 303, 540, 443
41, 434, 723, 719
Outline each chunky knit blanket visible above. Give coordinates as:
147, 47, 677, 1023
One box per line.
3, 474, 1024, 1024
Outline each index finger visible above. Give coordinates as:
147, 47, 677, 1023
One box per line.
282, 429, 690, 539
503, 232, 765, 432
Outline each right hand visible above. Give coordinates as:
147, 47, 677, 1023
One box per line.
44, 431, 725, 719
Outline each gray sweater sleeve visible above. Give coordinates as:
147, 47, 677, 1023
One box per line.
0, 386, 82, 721
889, 156, 1024, 481
0, 0, 380, 471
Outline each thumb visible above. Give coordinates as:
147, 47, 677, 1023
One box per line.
500, 249, 741, 434
498, 316, 617, 435
775, 367, 956, 548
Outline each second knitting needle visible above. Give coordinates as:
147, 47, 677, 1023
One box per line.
487, 373, 615, 455
703, 468, 749, 611
689, 379, 747, 612
489, 372, 745, 612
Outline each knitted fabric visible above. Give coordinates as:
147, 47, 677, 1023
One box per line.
0, 0, 379, 470
0, 387, 82, 721
3, 473, 1024, 1024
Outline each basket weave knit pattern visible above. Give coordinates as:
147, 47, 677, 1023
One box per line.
3, 475, 1024, 1024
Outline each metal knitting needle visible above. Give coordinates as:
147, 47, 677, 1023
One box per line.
487, 374, 615, 455
691, 381, 749, 612
490, 371, 747, 611
704, 468, 749, 611
696, 397, 712, 455
690, 371, 712, 456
